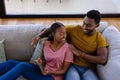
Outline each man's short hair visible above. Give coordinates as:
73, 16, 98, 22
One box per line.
86, 10, 101, 24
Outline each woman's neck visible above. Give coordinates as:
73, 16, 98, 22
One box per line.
50, 40, 65, 52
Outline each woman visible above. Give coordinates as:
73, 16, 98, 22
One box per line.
0, 22, 73, 80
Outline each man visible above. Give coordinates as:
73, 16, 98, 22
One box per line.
31, 10, 108, 80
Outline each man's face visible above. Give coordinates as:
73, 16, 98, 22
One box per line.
82, 16, 99, 35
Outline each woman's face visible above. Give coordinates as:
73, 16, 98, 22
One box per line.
52, 26, 67, 42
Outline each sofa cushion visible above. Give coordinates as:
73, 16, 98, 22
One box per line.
0, 24, 45, 61
97, 25, 120, 80
96, 22, 108, 33
30, 38, 47, 64
0, 39, 6, 63
97, 60, 120, 80
102, 25, 120, 59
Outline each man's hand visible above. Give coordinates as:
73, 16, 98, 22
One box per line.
69, 44, 85, 57
31, 35, 40, 48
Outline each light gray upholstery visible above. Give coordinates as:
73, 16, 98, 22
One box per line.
0, 24, 45, 61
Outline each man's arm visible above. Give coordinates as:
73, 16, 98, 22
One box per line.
31, 28, 50, 48
38, 28, 51, 38
71, 45, 108, 65
81, 47, 108, 65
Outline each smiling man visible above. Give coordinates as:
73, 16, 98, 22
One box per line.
64, 10, 108, 80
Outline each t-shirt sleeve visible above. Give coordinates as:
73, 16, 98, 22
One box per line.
64, 47, 73, 63
98, 33, 109, 48
65, 25, 76, 34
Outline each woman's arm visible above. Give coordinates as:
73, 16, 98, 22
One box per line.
38, 28, 51, 38
50, 61, 70, 75
43, 61, 71, 75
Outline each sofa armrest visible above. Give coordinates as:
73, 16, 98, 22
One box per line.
97, 25, 120, 80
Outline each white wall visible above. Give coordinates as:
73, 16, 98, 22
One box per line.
5, 0, 120, 15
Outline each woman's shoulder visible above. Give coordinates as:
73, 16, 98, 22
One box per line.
44, 39, 50, 45
63, 42, 70, 49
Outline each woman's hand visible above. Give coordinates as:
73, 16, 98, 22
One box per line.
34, 58, 43, 67
34, 58, 44, 71
35, 58, 42, 64
42, 69, 51, 75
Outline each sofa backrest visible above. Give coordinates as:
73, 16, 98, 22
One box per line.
0, 24, 45, 61
64, 21, 108, 33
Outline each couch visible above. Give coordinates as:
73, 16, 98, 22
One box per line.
0, 22, 120, 80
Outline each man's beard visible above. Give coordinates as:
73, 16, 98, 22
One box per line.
85, 29, 94, 35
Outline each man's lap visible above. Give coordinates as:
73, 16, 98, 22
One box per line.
65, 64, 99, 80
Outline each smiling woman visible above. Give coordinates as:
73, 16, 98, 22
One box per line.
0, 0, 120, 18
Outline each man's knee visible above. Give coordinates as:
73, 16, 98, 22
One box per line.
82, 69, 99, 80
65, 65, 80, 80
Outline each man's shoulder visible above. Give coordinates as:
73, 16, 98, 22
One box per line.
96, 30, 104, 37
65, 24, 82, 31
95, 30, 107, 42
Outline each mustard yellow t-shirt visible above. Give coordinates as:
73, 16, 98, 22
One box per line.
66, 25, 108, 69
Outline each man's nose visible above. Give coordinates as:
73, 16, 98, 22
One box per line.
84, 26, 89, 30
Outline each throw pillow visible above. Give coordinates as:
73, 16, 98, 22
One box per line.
96, 21, 108, 33
97, 60, 120, 80
102, 25, 120, 59
29, 38, 47, 64
97, 25, 120, 80
0, 40, 6, 63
